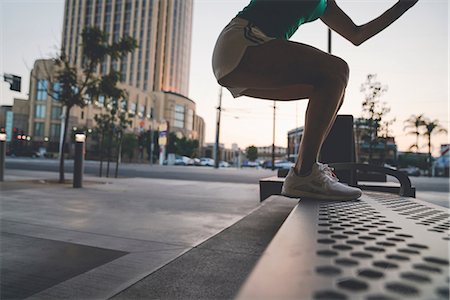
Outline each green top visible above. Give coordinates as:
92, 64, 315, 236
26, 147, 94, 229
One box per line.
236, 0, 328, 39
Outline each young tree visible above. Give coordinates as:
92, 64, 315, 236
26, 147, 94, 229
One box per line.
404, 114, 425, 152
246, 145, 258, 162
49, 27, 136, 183
93, 113, 113, 177
422, 119, 447, 176
360, 74, 391, 164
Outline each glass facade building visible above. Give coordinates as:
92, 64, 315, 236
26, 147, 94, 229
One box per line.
62, 0, 193, 97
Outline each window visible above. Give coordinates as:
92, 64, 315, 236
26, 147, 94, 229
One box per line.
139, 105, 145, 118
97, 95, 105, 107
51, 106, 62, 120
36, 80, 48, 101
186, 109, 193, 131
35, 105, 46, 118
50, 124, 61, 138
52, 82, 61, 101
174, 104, 184, 128
129, 102, 137, 116
34, 122, 44, 137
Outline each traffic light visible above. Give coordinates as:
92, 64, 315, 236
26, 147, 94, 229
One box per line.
3, 73, 21, 92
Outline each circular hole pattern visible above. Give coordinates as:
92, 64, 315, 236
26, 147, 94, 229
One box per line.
376, 242, 396, 247
316, 266, 342, 276
316, 250, 338, 257
413, 263, 442, 273
346, 240, 365, 245
365, 247, 385, 253
359, 236, 376, 241
313, 290, 347, 300
330, 226, 345, 231
386, 254, 409, 261
351, 252, 373, 259
373, 261, 398, 269
335, 258, 359, 267
343, 231, 359, 235
331, 234, 348, 240
407, 243, 428, 249
423, 256, 449, 266
398, 248, 420, 255
386, 237, 405, 242
332, 244, 353, 251
369, 232, 385, 236
337, 278, 368, 291
358, 268, 384, 279
318, 230, 333, 234
396, 234, 413, 238
400, 272, 431, 283
385, 282, 419, 296
386, 226, 402, 230
366, 294, 396, 300
317, 238, 335, 244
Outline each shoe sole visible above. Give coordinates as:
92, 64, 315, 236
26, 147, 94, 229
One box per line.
281, 190, 362, 201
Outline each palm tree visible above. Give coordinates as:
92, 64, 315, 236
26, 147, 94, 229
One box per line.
422, 119, 447, 176
404, 114, 425, 152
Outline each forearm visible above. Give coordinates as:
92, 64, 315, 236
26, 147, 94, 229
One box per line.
356, 2, 412, 45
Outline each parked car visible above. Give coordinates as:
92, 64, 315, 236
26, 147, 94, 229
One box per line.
398, 166, 421, 177
219, 161, 230, 168
8, 148, 41, 158
275, 160, 295, 169
199, 157, 215, 167
242, 160, 259, 168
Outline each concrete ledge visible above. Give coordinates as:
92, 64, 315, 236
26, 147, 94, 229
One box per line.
112, 196, 298, 299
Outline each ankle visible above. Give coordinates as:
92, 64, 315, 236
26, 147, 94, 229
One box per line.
295, 165, 312, 176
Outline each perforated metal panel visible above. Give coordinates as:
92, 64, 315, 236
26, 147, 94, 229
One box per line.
238, 193, 450, 300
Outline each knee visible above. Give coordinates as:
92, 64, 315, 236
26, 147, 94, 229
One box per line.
321, 57, 349, 89
332, 57, 350, 86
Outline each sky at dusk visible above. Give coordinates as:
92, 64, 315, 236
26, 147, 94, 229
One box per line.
1, 0, 448, 155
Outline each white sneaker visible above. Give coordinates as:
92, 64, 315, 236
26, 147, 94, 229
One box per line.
281, 162, 362, 200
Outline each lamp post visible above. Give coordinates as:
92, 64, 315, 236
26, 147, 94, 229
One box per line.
73, 133, 86, 188
214, 87, 223, 169
0, 132, 6, 182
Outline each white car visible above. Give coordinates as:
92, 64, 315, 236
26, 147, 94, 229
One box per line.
199, 157, 215, 166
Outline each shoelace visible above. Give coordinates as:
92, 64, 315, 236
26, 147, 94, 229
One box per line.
319, 163, 339, 182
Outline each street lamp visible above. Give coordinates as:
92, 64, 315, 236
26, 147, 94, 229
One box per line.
73, 133, 86, 188
0, 132, 6, 182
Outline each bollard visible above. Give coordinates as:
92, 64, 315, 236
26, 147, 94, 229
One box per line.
0, 133, 6, 182
73, 133, 85, 188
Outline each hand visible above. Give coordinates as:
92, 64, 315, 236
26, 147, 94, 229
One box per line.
397, 0, 419, 11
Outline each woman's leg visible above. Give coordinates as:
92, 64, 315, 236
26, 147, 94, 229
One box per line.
219, 39, 349, 174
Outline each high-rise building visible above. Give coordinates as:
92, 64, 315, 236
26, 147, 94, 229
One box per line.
27, 0, 204, 158
62, 0, 193, 96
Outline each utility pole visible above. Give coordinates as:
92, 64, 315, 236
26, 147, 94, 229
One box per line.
271, 101, 276, 171
328, 28, 332, 54
214, 87, 222, 169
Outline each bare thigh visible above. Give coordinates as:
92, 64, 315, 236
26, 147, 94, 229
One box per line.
218, 39, 347, 100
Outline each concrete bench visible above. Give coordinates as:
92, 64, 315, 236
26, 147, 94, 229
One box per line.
238, 192, 450, 299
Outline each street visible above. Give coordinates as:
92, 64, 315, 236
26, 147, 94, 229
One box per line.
6, 157, 449, 192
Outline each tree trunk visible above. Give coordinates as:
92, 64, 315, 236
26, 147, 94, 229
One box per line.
106, 130, 113, 177
428, 136, 432, 177
59, 106, 71, 183
114, 132, 122, 178
99, 131, 105, 177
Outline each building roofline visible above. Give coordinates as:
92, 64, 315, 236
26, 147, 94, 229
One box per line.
162, 90, 195, 104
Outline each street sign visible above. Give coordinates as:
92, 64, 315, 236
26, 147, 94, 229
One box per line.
158, 121, 168, 146
5, 111, 13, 142
3, 74, 21, 92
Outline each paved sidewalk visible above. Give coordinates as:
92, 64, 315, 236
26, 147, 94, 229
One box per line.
0, 170, 263, 299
